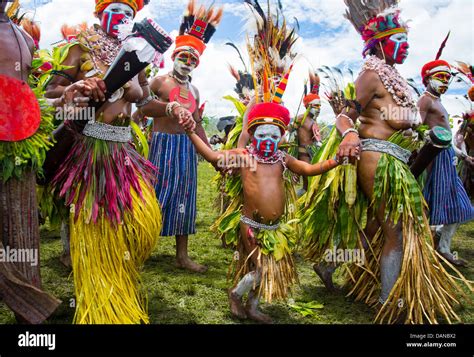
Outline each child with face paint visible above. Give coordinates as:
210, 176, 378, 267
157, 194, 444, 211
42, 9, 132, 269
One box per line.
419, 38, 474, 268
183, 100, 339, 323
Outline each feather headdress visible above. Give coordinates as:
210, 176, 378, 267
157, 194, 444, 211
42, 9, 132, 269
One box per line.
245, 0, 296, 134
244, 0, 298, 104
226, 42, 254, 98
173, 0, 224, 62
344, 0, 408, 57
421, 31, 452, 84
303, 71, 321, 107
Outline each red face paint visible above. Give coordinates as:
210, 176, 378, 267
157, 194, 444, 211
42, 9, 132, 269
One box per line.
382, 33, 409, 64
101, 11, 127, 37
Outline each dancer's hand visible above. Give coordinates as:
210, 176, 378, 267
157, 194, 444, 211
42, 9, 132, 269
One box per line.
337, 132, 360, 164
82, 77, 107, 102
174, 107, 196, 133
59, 80, 94, 107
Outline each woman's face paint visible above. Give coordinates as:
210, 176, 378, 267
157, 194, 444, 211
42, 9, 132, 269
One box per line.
101, 3, 134, 37
382, 33, 409, 64
173, 51, 198, 76
252, 124, 282, 157
429, 71, 453, 95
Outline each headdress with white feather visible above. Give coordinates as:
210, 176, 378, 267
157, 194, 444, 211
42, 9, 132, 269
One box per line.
244, 0, 299, 103
344, 0, 408, 57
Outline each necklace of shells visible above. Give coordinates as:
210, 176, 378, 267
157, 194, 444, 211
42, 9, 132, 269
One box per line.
77, 25, 128, 102
362, 55, 416, 110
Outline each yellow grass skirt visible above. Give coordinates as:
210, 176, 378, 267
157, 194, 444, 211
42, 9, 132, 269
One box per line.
70, 179, 161, 324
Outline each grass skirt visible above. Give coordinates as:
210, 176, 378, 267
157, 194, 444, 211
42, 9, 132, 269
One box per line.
300, 129, 473, 323
52, 135, 161, 324
214, 176, 299, 303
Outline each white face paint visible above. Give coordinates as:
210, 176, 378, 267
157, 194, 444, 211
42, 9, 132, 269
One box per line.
254, 124, 281, 141
253, 124, 282, 157
104, 3, 134, 19
308, 99, 321, 117
428, 72, 452, 95
173, 51, 198, 77
429, 78, 446, 95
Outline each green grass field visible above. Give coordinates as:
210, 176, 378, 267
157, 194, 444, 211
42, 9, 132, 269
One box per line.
1, 162, 472, 324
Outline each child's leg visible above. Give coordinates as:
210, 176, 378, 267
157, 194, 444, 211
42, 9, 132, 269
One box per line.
229, 271, 257, 319
245, 286, 272, 324
229, 221, 261, 319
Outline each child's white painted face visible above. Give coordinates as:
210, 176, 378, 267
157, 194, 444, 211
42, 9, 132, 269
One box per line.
253, 124, 282, 157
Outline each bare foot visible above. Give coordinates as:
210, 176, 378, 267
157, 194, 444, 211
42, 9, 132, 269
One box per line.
59, 253, 72, 269
245, 304, 273, 324
176, 257, 208, 273
438, 251, 469, 268
313, 264, 340, 293
228, 290, 247, 320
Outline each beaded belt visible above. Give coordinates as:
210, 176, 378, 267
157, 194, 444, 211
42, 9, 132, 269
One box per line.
361, 138, 411, 164
240, 215, 280, 231
83, 121, 132, 143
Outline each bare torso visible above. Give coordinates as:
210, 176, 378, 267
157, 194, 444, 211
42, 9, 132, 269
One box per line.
0, 21, 34, 81
297, 114, 316, 147
240, 160, 286, 223
150, 75, 199, 133
358, 69, 418, 141
418, 93, 450, 130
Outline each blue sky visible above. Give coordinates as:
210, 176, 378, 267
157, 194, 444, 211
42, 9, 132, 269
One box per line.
19, 0, 474, 123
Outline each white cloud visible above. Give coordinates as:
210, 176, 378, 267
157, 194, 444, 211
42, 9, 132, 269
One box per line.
23, 0, 474, 124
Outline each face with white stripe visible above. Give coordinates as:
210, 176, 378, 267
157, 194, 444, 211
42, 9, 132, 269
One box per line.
428, 71, 453, 95
252, 124, 282, 157
100, 3, 134, 37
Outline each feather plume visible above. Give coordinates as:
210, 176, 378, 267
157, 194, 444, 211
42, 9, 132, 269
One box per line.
188, 0, 195, 15
229, 65, 240, 81
435, 31, 451, 60
344, 0, 400, 33
226, 42, 248, 72
212, 7, 224, 26
197, 5, 206, 19
309, 71, 320, 95
455, 61, 472, 76
206, 6, 215, 22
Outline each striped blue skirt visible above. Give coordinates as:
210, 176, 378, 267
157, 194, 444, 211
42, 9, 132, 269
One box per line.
148, 133, 197, 236
423, 147, 474, 225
